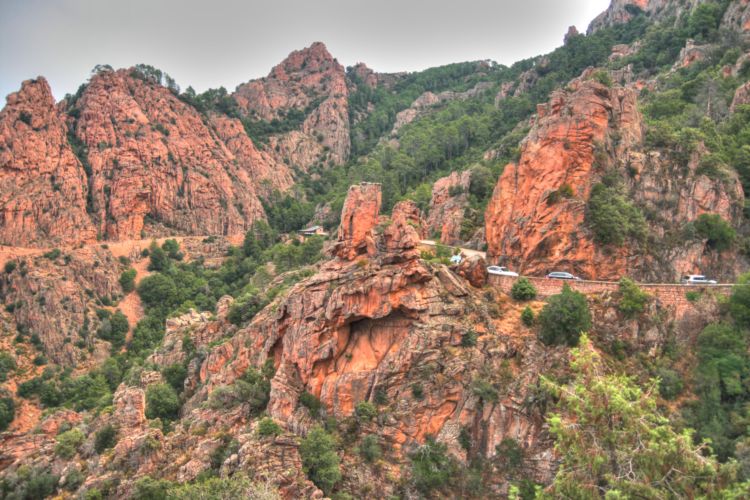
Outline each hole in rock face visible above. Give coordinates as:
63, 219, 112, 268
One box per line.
310, 311, 412, 415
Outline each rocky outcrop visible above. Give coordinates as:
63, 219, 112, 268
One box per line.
333, 182, 382, 260
455, 254, 488, 288
0, 78, 96, 247
73, 68, 266, 241
208, 113, 293, 197
1, 245, 122, 365
722, 0, 750, 33
587, 0, 699, 34
234, 42, 350, 168
184, 183, 557, 491
484, 73, 743, 280
426, 170, 472, 245
731, 81, 750, 112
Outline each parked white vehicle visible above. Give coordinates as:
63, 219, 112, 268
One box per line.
487, 266, 519, 277
680, 275, 717, 285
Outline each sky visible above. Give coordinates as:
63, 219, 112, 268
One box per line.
0, 0, 611, 102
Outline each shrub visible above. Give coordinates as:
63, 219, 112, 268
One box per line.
618, 277, 649, 317
299, 391, 323, 415
471, 378, 499, 405
411, 382, 425, 400
656, 368, 684, 400
693, 214, 735, 251
167, 474, 280, 499
358, 434, 382, 462
495, 437, 524, 472
119, 268, 137, 293
354, 401, 377, 421
43, 248, 61, 260
461, 330, 478, 347
730, 273, 750, 328
299, 425, 342, 494
0, 352, 17, 382
4, 261, 16, 274
538, 284, 591, 347
55, 428, 85, 458
586, 183, 646, 246
511, 277, 537, 301
257, 417, 282, 437
161, 363, 187, 393
410, 437, 457, 494
132, 476, 174, 500
521, 306, 535, 326
686, 290, 701, 302
145, 383, 181, 421
0, 395, 14, 431
94, 424, 118, 453
147, 243, 170, 272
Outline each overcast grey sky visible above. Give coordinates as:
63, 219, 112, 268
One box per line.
0, 0, 611, 102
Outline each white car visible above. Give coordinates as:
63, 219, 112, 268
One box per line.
487, 266, 519, 277
681, 275, 717, 285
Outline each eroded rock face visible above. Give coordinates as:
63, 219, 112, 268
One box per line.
1, 246, 121, 365
731, 81, 750, 112
587, 0, 699, 34
234, 42, 350, 168
426, 170, 472, 245
0, 78, 96, 247
185, 184, 557, 493
484, 74, 743, 280
333, 183, 382, 260
74, 69, 266, 241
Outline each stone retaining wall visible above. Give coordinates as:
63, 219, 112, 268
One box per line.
488, 274, 734, 312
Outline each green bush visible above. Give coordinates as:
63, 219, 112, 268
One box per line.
521, 306, 535, 327
299, 425, 342, 494
358, 434, 382, 463
4, 261, 16, 274
145, 383, 181, 421
730, 273, 750, 328
0, 395, 14, 431
147, 243, 170, 272
119, 268, 137, 293
693, 214, 736, 251
511, 277, 537, 301
355, 401, 377, 421
586, 183, 646, 246
132, 476, 174, 500
299, 391, 323, 415
97, 310, 129, 349
161, 363, 187, 393
0, 352, 17, 382
471, 378, 499, 405
656, 368, 684, 400
538, 284, 591, 347
495, 437, 524, 472
166, 474, 280, 499
410, 437, 457, 494
618, 277, 649, 317
55, 428, 85, 458
257, 417, 282, 437
94, 424, 118, 453
461, 330, 478, 347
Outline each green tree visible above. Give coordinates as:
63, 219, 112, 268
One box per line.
145, 383, 181, 421
55, 428, 85, 458
617, 277, 650, 317
537, 285, 591, 347
119, 268, 137, 293
299, 425, 342, 494
358, 434, 382, 463
511, 277, 537, 301
147, 243, 170, 272
521, 306, 535, 327
693, 214, 736, 251
0, 395, 14, 431
730, 273, 750, 329
94, 424, 118, 453
0, 352, 17, 382
543, 335, 723, 498
257, 417, 282, 438
409, 437, 457, 494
